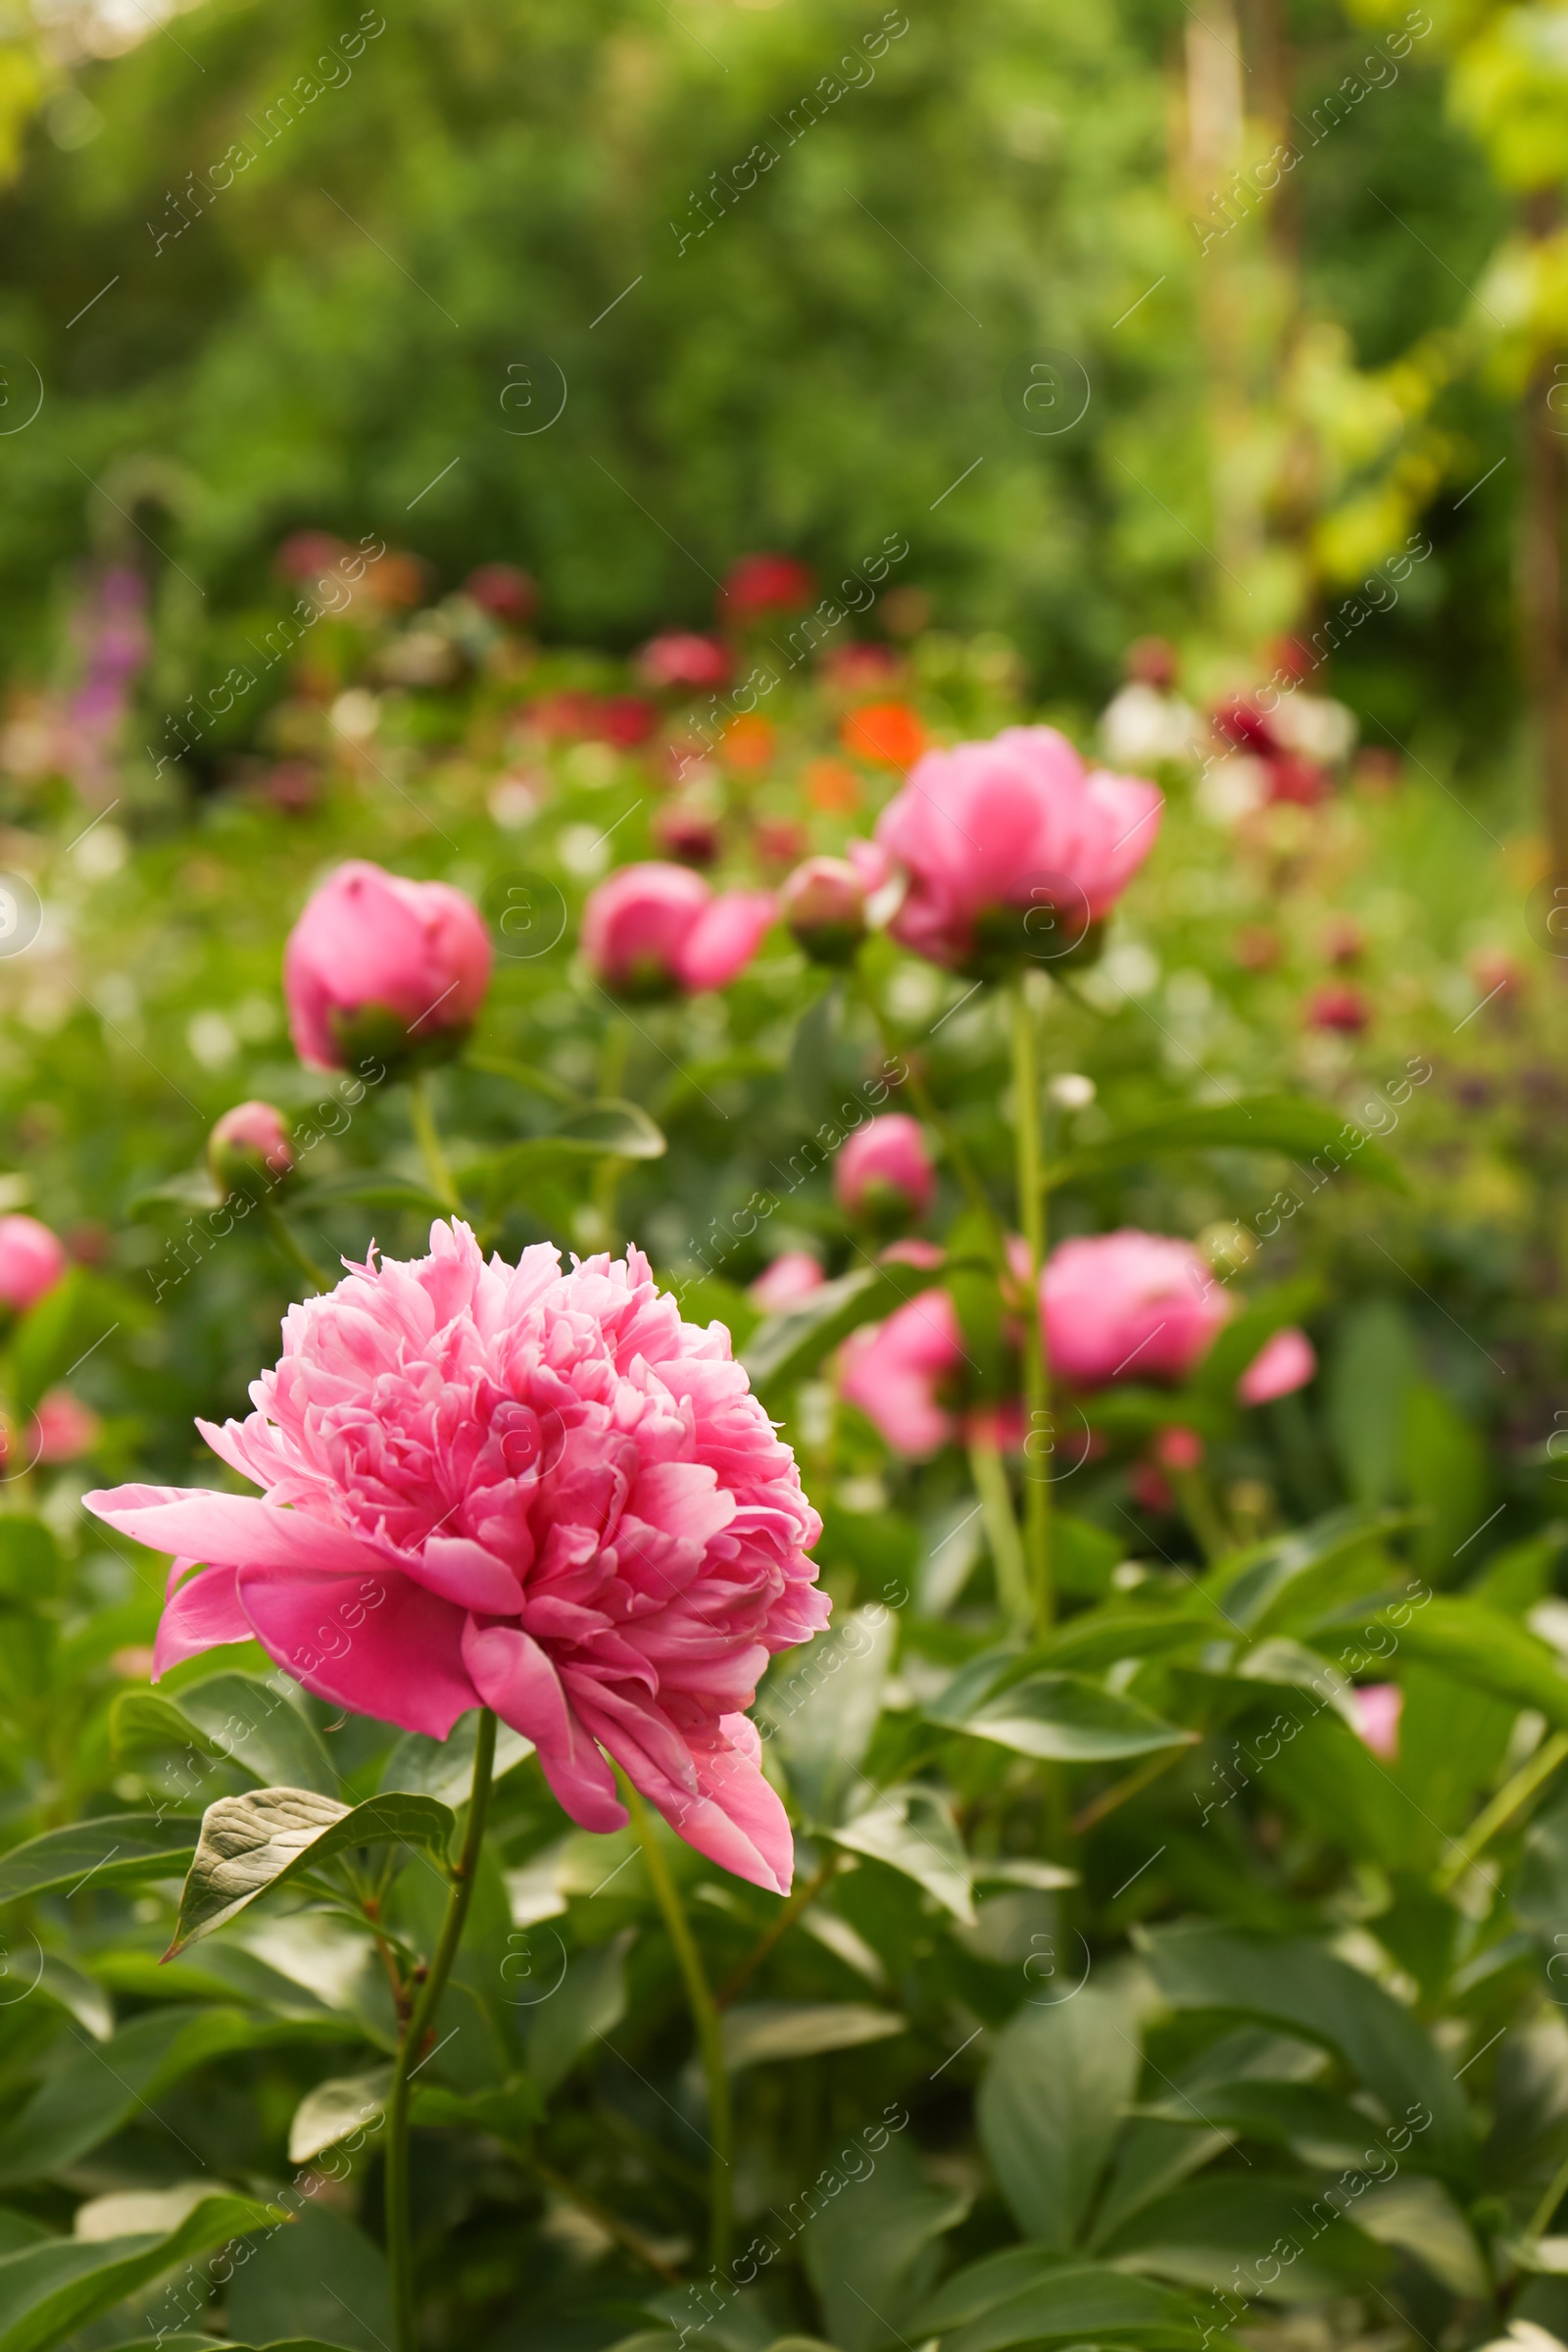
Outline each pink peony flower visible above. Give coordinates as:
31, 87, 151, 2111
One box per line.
1153, 1424, 1204, 1473
1043, 1231, 1230, 1389
86, 1223, 826, 1894
1351, 1683, 1401, 1760
284, 862, 493, 1074
779, 856, 871, 965
35, 1388, 100, 1464
835, 1114, 935, 1225
210, 1102, 294, 1199
840, 1289, 964, 1459
0, 1216, 68, 1314
581, 863, 774, 999
1236, 1326, 1316, 1406
749, 1253, 827, 1312
874, 725, 1162, 974
637, 633, 731, 692
1304, 982, 1370, 1036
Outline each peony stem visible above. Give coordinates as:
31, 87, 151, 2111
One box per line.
408, 1070, 462, 1214
854, 967, 1006, 1267
967, 1430, 1030, 1638
385, 1706, 496, 2352
623, 1783, 733, 2272
1009, 976, 1054, 1634
261, 1200, 329, 1294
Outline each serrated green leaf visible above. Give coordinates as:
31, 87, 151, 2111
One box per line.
169, 1788, 454, 1956
0, 1815, 200, 1905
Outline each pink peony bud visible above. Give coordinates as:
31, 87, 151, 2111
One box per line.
35, 1387, 100, 1464
749, 1252, 827, 1312
1351, 1683, 1401, 1760
780, 856, 870, 965
835, 1114, 935, 1228
1237, 1326, 1316, 1406
0, 1215, 68, 1314
283, 860, 493, 1075
637, 632, 731, 692
581, 862, 774, 999
874, 726, 1162, 976
1304, 982, 1370, 1036
209, 1102, 295, 1200
1042, 1230, 1231, 1390
85, 1220, 828, 1896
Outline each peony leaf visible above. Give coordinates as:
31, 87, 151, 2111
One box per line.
169, 1788, 455, 1957
939, 1671, 1196, 1763
825, 1784, 975, 1923
379, 1716, 534, 1804
286, 1171, 452, 1217
921, 2247, 1206, 2346
757, 1604, 895, 1823
721, 2001, 907, 2070
113, 1672, 338, 1796
468, 1100, 667, 1211
744, 1259, 972, 1396
287, 2065, 393, 2165
0, 1814, 201, 1906
978, 1983, 1148, 2247
1098, 2175, 1391, 2297
0, 2194, 278, 2352
1046, 1095, 1406, 1193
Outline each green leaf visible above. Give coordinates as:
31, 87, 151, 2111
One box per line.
757, 1605, 895, 1823
127, 1169, 225, 1216
1206, 1504, 1413, 1634
0, 2195, 276, 2352
945, 1672, 1195, 1764
1361, 1596, 1568, 1729
1194, 1278, 1324, 1400
1402, 1383, 1489, 1580
923, 2248, 1203, 2347
378, 1716, 534, 1804
0, 1814, 200, 1905
0, 2006, 362, 2184
527, 1930, 631, 2096
826, 1785, 974, 1923
1047, 1097, 1405, 1194
287, 1171, 451, 1217
0, 1520, 60, 1603
1355, 2178, 1488, 2298
801, 2136, 969, 2352
1038, 1609, 1216, 1674
464, 1050, 578, 1104
1325, 1301, 1418, 1507
721, 2002, 906, 2070
113, 1673, 338, 1795
226, 2202, 393, 2352
169, 1788, 455, 1956
1092, 2029, 1326, 2243
468, 1100, 667, 1210
287, 2066, 392, 2164
1142, 1925, 1472, 2179
1098, 2177, 1391, 2298
976, 1982, 1147, 2247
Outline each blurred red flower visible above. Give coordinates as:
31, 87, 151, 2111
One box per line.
719, 554, 814, 623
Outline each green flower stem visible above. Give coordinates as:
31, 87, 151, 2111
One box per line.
716, 1847, 841, 2008
1172, 1466, 1233, 1565
408, 1070, 462, 1214
1009, 976, 1053, 1634
1529, 2138, 1568, 2240
854, 967, 1006, 1268
624, 1782, 733, 2272
1436, 1728, 1568, 1894
385, 1706, 496, 2352
967, 1431, 1030, 1638
261, 1200, 329, 1293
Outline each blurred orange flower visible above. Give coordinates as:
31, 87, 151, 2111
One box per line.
804, 758, 861, 813
840, 700, 927, 770
723, 714, 776, 770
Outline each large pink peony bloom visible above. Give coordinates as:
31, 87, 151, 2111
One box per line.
581, 863, 774, 999
284, 861, 493, 1074
875, 726, 1162, 972
0, 1215, 68, 1313
85, 1223, 826, 1894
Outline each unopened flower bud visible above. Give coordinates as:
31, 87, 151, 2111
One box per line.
210, 1101, 295, 1200
780, 857, 868, 966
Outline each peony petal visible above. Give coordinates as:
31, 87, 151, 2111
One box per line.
676, 892, 775, 992
237, 1565, 477, 1740
1236, 1325, 1317, 1406
462, 1619, 626, 1832
85, 1484, 396, 1580
153, 1563, 253, 1678
573, 1685, 791, 1894
413, 1535, 524, 1614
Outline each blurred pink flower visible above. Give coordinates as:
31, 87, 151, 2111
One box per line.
719, 554, 814, 623
875, 725, 1162, 972
749, 1253, 826, 1312
1351, 1683, 1402, 1760
780, 855, 870, 964
835, 1114, 934, 1224
36, 1388, 99, 1464
1304, 982, 1371, 1035
283, 861, 492, 1073
0, 1216, 68, 1314
1043, 1230, 1229, 1389
637, 633, 730, 692
210, 1102, 294, 1198
582, 863, 773, 998
1236, 1326, 1317, 1405
1153, 1424, 1204, 1473
840, 1288, 963, 1459
466, 564, 538, 627
86, 1222, 826, 1894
